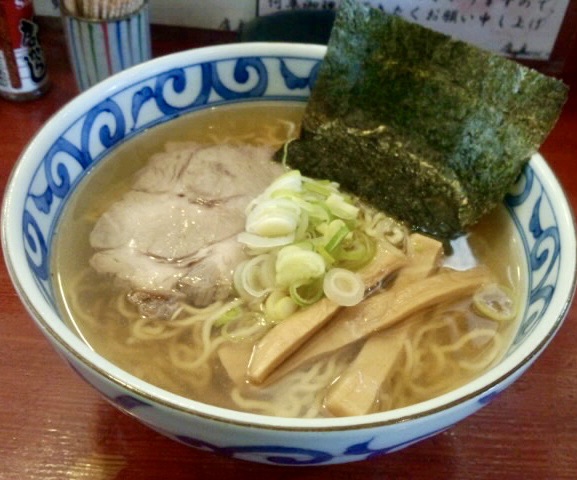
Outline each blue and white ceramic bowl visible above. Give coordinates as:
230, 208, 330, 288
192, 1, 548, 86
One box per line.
2, 43, 576, 466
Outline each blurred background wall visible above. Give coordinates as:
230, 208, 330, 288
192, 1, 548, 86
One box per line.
33, 0, 576, 76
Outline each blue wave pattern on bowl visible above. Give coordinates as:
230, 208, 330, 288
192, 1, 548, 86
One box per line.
22, 52, 561, 466
171, 427, 450, 465
22, 54, 320, 306
506, 167, 561, 349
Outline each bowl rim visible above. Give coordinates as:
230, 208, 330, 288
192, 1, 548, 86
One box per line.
2, 42, 576, 431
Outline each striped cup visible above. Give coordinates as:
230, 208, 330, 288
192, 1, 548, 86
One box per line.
61, 1, 151, 91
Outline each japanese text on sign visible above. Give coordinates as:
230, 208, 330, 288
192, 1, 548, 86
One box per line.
258, 0, 570, 59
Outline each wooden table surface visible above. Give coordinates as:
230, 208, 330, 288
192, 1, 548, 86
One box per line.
1, 20, 576, 480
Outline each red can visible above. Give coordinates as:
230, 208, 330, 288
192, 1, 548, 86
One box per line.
0, 0, 49, 101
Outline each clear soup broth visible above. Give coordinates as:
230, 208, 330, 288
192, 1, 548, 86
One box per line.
52, 102, 525, 418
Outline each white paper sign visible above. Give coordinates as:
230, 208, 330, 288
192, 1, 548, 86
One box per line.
258, 0, 570, 60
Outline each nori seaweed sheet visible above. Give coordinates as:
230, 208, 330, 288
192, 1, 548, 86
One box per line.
279, 0, 568, 238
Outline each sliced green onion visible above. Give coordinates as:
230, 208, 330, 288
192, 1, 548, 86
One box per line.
275, 245, 326, 287
258, 254, 277, 292
233, 260, 249, 298
336, 231, 376, 270
263, 169, 302, 195
233, 168, 387, 317
325, 224, 351, 253
237, 231, 295, 250
302, 177, 339, 197
325, 193, 359, 220
245, 198, 301, 238
315, 243, 336, 266
265, 289, 298, 323
292, 240, 315, 251
289, 278, 325, 307
294, 211, 309, 242
239, 254, 275, 298
323, 268, 365, 306
246, 211, 299, 237
473, 284, 517, 322
269, 189, 305, 203
305, 201, 332, 224
316, 218, 344, 237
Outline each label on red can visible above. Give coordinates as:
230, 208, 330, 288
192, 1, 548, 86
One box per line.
0, 0, 49, 99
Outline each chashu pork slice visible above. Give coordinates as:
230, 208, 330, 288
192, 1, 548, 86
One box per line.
89, 143, 285, 314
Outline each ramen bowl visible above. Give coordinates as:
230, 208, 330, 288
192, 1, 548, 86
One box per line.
2, 43, 576, 466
